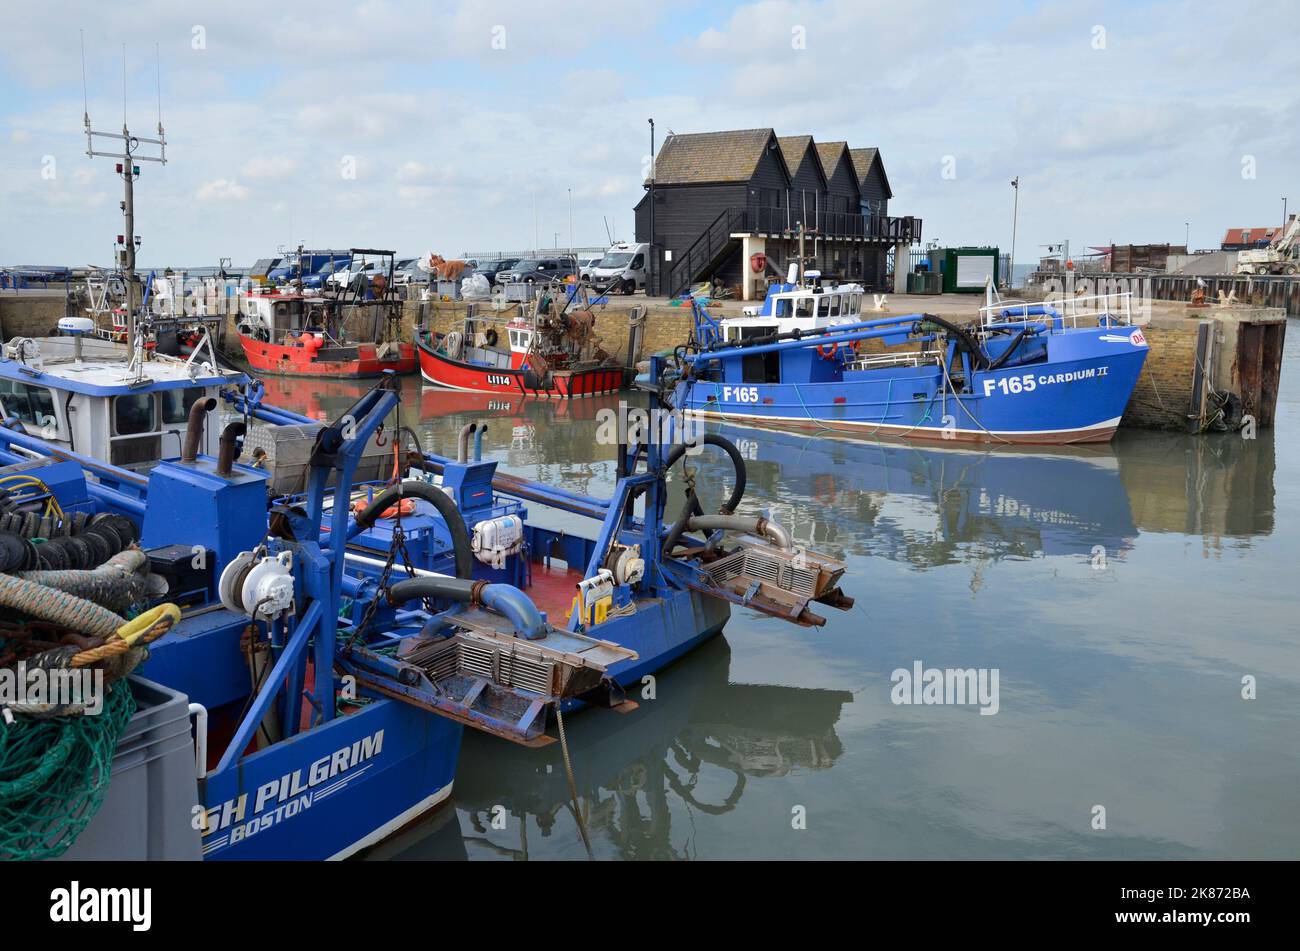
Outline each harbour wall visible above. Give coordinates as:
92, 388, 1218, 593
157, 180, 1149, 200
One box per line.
0, 293, 64, 339
4, 290, 1283, 435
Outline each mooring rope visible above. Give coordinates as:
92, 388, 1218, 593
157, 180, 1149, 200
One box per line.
554, 704, 594, 860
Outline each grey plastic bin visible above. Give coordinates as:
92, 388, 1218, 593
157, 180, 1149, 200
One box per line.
57, 676, 203, 861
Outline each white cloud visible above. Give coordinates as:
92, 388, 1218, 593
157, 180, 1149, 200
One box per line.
195, 178, 250, 202
240, 155, 299, 182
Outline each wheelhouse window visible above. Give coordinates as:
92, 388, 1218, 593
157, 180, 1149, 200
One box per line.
796, 296, 814, 318
114, 393, 156, 435
817, 296, 831, 318
0, 379, 56, 430
829, 294, 841, 317
161, 387, 205, 425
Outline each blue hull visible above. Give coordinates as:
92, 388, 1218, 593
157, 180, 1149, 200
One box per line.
680, 326, 1149, 444
199, 697, 461, 860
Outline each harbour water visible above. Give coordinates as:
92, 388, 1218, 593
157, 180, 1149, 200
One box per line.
267, 320, 1298, 860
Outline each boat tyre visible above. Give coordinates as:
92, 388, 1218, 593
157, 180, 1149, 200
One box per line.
484, 328, 498, 347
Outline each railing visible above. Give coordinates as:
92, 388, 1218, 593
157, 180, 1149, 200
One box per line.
979, 291, 1134, 331
665, 206, 923, 297
744, 205, 921, 243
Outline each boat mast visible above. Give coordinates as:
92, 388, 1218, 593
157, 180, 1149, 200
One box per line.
81, 39, 167, 320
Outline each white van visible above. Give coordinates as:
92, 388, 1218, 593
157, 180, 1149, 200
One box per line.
589, 242, 649, 294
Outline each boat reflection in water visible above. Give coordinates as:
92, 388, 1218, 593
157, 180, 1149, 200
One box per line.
377, 638, 853, 861
687, 423, 1275, 571
698, 424, 1138, 569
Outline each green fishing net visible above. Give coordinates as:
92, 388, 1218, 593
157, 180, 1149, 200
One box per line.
0, 683, 136, 860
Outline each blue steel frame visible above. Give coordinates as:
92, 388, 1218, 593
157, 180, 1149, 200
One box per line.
213, 375, 403, 772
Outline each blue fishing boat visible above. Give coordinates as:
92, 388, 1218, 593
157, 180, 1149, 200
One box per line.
669, 279, 1149, 445
1, 321, 852, 859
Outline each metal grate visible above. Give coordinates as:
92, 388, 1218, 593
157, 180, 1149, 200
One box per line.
708, 548, 823, 598
409, 635, 558, 697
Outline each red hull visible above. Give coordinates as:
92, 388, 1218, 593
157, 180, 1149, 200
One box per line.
240, 334, 416, 378
416, 337, 625, 398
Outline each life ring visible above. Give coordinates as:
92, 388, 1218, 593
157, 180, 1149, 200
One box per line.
351, 497, 416, 519
816, 341, 839, 359
484, 328, 499, 347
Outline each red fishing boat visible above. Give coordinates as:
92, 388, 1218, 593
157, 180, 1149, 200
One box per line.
236, 249, 416, 379
416, 288, 634, 398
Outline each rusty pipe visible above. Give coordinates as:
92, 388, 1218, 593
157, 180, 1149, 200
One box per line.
216, 422, 246, 477
456, 422, 476, 463
181, 397, 218, 463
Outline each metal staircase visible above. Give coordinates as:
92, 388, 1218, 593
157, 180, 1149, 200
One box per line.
667, 208, 745, 298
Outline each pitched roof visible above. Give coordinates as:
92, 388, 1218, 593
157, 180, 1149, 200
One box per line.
849, 147, 893, 200
814, 141, 851, 179
651, 128, 787, 185
776, 135, 826, 182
1222, 226, 1283, 246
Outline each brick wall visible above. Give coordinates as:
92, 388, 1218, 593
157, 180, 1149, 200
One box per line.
398, 299, 693, 365
1122, 318, 1198, 430
0, 296, 65, 339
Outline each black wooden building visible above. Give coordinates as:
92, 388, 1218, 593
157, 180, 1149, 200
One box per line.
634, 128, 920, 298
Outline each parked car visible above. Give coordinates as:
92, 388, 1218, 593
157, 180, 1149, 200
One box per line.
577, 254, 604, 281
301, 258, 352, 289
497, 257, 577, 285
268, 250, 350, 284
393, 258, 430, 286
326, 261, 379, 289
471, 258, 519, 285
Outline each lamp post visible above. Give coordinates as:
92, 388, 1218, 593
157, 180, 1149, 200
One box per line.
1009, 176, 1019, 290
648, 118, 656, 295
1185, 221, 1189, 250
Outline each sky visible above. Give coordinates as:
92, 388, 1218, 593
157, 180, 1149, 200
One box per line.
1, 0, 1297, 267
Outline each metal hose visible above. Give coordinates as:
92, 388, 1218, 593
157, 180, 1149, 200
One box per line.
686, 514, 793, 551
661, 489, 704, 557
350, 480, 473, 579
386, 576, 547, 640
662, 433, 747, 515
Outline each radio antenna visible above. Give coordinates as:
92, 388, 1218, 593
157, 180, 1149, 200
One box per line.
82, 39, 168, 328
79, 31, 89, 123
155, 43, 163, 136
